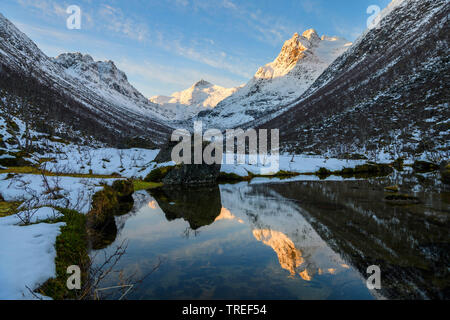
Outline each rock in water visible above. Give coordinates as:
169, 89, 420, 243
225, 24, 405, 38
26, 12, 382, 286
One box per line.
150, 185, 222, 230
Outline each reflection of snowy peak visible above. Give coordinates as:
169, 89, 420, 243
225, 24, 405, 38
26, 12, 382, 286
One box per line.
219, 183, 349, 281
199, 29, 351, 130
150, 80, 242, 120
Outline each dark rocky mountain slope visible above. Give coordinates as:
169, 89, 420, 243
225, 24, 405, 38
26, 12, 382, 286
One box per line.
0, 13, 172, 148
258, 0, 449, 161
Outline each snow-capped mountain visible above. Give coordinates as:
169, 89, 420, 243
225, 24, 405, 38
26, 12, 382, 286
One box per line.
52, 53, 181, 121
150, 80, 242, 120
197, 29, 352, 130
0, 13, 173, 147
258, 0, 449, 159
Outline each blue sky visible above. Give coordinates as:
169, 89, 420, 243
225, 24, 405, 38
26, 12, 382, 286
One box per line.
1, 0, 391, 97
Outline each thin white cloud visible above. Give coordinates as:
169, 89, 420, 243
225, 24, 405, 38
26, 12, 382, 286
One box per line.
16, 0, 67, 17
117, 59, 244, 97
300, 0, 321, 14
167, 0, 300, 46
98, 4, 149, 42
222, 0, 237, 10
161, 39, 255, 79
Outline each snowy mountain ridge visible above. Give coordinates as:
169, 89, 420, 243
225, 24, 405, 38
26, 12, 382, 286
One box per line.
0, 13, 173, 146
52, 52, 180, 121
150, 80, 242, 120
197, 29, 352, 130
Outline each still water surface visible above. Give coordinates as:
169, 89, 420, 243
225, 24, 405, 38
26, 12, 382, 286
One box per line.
93, 172, 449, 300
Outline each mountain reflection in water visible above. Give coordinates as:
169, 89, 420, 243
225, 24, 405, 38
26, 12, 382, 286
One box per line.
93, 173, 449, 300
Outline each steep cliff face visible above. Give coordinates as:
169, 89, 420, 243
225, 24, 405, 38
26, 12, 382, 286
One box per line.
54, 53, 145, 102
258, 0, 449, 159
197, 29, 351, 130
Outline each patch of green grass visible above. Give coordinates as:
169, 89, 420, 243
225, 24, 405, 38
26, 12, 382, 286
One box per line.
385, 185, 400, 193
0, 201, 22, 217
0, 166, 39, 174
219, 170, 301, 183
133, 180, 163, 191
274, 170, 301, 177
316, 167, 332, 176
47, 136, 70, 145
144, 166, 175, 182
218, 172, 251, 182
252, 170, 301, 178
38, 208, 89, 300
0, 166, 122, 179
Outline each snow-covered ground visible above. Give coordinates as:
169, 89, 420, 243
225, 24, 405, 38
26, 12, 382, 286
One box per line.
0, 207, 65, 300
41, 147, 160, 179
0, 171, 118, 299
221, 154, 371, 176
0, 174, 114, 214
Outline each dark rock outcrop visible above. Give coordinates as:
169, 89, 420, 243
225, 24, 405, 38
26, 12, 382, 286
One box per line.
440, 161, 450, 184
153, 137, 222, 185
87, 180, 134, 249
162, 163, 221, 185
154, 140, 179, 164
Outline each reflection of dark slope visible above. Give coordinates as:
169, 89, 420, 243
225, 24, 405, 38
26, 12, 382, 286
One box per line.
91, 191, 154, 250
262, 180, 449, 299
150, 186, 222, 230
89, 218, 118, 251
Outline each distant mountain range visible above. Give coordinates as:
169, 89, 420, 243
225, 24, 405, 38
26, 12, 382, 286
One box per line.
150, 80, 242, 121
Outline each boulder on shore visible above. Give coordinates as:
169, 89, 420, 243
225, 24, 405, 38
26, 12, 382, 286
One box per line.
163, 163, 221, 185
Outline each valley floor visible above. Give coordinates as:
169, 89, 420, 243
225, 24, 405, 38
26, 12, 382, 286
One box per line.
1, 117, 447, 300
